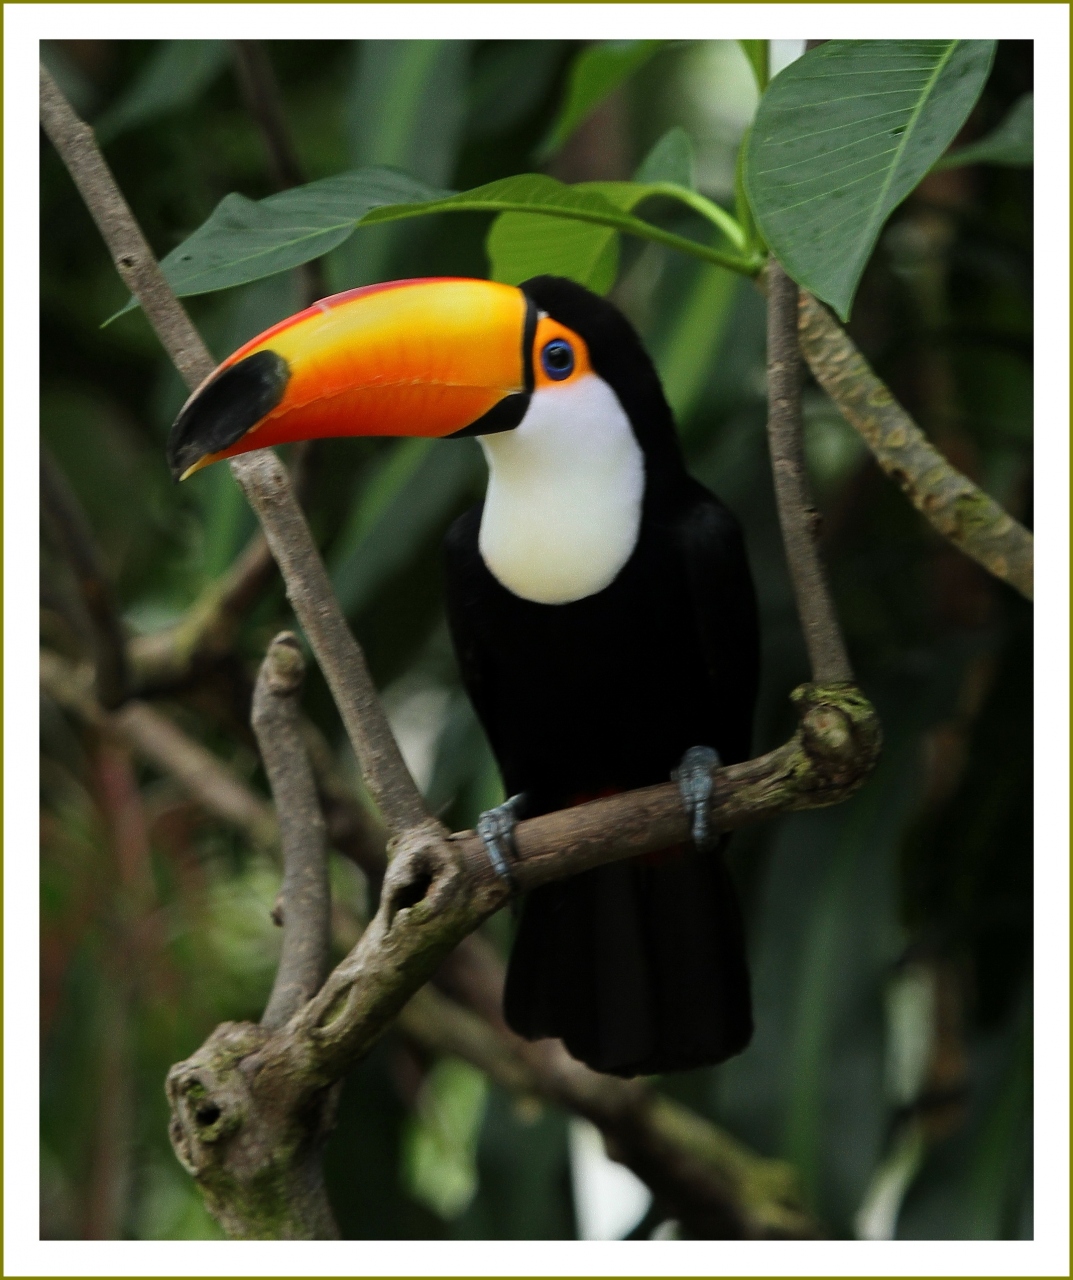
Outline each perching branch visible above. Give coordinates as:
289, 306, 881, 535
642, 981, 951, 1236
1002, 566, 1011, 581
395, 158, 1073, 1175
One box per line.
252, 634, 333, 1031
797, 289, 1033, 601
766, 262, 854, 684
43, 69, 879, 1240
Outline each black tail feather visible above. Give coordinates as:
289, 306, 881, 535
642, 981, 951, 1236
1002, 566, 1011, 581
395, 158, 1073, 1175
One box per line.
504, 845, 752, 1076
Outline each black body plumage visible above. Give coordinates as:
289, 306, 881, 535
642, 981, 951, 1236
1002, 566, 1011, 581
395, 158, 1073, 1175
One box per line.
444, 277, 760, 1077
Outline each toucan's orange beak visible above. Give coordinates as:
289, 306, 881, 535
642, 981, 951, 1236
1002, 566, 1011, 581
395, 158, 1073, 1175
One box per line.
167, 277, 534, 481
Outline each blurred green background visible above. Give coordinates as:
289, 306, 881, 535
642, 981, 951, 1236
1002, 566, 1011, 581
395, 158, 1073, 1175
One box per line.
39, 39, 1032, 1240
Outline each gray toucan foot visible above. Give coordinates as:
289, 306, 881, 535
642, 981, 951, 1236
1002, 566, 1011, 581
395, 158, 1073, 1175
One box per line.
477, 793, 527, 894
673, 745, 722, 851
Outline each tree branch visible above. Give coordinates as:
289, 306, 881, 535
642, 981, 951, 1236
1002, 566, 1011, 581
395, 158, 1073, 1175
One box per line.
40, 447, 129, 708
797, 289, 1033, 601
766, 262, 854, 684
252, 634, 332, 1031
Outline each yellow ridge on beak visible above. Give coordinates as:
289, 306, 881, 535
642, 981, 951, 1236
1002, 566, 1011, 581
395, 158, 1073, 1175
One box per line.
168, 277, 533, 480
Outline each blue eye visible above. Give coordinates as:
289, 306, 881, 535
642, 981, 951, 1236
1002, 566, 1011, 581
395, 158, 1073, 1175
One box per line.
541, 338, 574, 381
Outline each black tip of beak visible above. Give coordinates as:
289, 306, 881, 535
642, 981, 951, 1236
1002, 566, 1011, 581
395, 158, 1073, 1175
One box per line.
167, 350, 291, 481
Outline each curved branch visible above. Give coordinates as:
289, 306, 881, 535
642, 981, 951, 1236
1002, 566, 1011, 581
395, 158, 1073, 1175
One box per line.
797, 290, 1033, 601
252, 634, 332, 1032
767, 262, 854, 684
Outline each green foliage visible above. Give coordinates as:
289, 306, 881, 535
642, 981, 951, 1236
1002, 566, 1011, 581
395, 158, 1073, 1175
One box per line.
937, 92, 1032, 169
535, 40, 663, 160
41, 38, 1033, 1242
402, 1057, 489, 1219
745, 40, 996, 319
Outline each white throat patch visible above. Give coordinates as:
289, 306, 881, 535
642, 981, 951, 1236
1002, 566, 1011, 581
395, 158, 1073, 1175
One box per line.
478, 374, 645, 605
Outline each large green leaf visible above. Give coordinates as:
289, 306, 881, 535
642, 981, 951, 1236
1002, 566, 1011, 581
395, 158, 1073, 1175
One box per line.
937, 92, 1032, 169
745, 40, 996, 319
363, 172, 754, 276
108, 168, 445, 320
535, 40, 663, 161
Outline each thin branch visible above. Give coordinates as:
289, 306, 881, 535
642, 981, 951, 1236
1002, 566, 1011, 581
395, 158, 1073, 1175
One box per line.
41, 650, 277, 847
253, 634, 332, 1031
419, 941, 818, 1238
40, 447, 129, 708
230, 41, 306, 189
797, 290, 1033, 601
127, 535, 277, 693
399, 985, 817, 1239
766, 261, 854, 684
40, 63, 428, 837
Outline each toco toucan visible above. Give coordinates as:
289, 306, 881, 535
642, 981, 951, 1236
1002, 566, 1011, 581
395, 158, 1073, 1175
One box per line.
168, 275, 760, 1077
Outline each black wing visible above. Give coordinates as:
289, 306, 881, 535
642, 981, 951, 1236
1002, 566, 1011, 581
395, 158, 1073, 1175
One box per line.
670, 483, 760, 765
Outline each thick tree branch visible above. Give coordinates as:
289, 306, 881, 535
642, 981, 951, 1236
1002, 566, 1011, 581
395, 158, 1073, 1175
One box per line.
766, 262, 854, 684
797, 290, 1033, 601
40, 447, 129, 708
252, 634, 332, 1031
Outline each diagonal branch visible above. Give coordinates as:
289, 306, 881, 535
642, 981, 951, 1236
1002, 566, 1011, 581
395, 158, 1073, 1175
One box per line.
797, 290, 1033, 601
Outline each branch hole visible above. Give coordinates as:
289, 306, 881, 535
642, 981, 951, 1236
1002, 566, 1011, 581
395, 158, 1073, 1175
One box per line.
392, 870, 433, 915
195, 1103, 221, 1126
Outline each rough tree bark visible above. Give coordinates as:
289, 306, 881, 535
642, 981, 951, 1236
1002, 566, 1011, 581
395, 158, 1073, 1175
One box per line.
41, 64, 879, 1239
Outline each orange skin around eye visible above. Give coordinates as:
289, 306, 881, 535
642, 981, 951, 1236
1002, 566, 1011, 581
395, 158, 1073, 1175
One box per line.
531, 316, 593, 390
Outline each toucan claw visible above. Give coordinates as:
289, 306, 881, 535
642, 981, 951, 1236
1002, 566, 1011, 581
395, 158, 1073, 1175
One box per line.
477, 793, 527, 897
674, 745, 722, 851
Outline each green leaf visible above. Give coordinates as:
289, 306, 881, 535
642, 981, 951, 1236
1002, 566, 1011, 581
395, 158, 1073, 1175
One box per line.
487, 210, 619, 293
937, 92, 1032, 169
535, 40, 663, 161
94, 41, 230, 144
745, 39, 996, 319
363, 173, 755, 276
486, 129, 696, 294
738, 39, 769, 93
106, 168, 445, 322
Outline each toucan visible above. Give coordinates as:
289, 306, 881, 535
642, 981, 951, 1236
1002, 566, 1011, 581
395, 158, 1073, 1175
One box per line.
168, 275, 760, 1077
